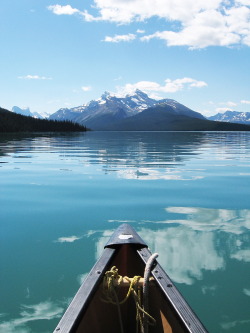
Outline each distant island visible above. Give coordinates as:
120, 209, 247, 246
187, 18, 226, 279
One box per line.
0, 107, 87, 133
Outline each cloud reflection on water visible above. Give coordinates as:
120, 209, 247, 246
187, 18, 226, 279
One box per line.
0, 301, 64, 333
93, 224, 224, 285
165, 206, 250, 234
231, 250, 250, 262
54, 235, 82, 243
243, 289, 250, 296
140, 226, 224, 284
220, 318, 250, 330
94, 206, 250, 285
117, 168, 204, 180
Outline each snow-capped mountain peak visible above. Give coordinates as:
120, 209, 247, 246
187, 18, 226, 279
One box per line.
49, 89, 205, 129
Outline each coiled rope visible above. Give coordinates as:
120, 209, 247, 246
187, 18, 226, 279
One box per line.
102, 253, 158, 333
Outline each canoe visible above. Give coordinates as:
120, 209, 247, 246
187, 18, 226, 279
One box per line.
54, 224, 208, 333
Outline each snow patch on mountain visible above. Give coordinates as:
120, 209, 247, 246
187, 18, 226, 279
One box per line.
209, 111, 250, 124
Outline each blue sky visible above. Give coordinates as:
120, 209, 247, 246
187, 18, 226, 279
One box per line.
0, 0, 249, 116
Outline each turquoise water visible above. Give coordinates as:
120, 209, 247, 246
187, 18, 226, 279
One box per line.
0, 131, 250, 333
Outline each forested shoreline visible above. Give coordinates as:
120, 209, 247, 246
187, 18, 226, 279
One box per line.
0, 107, 87, 132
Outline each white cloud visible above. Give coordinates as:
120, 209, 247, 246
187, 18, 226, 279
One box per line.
225, 101, 237, 107
88, 0, 223, 23
103, 33, 136, 42
18, 75, 52, 80
117, 78, 207, 95
140, 7, 246, 49
241, 100, 250, 104
81, 86, 92, 92
237, 0, 250, 5
48, 0, 250, 48
47, 5, 79, 15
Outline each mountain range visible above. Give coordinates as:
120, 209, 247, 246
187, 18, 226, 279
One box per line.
9, 90, 250, 131
208, 111, 250, 124
48, 90, 250, 131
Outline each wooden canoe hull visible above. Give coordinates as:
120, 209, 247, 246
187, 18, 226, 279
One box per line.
54, 224, 208, 333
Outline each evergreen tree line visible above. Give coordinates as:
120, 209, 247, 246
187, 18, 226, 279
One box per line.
0, 107, 88, 132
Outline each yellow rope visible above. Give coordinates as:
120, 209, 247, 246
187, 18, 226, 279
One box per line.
102, 266, 156, 333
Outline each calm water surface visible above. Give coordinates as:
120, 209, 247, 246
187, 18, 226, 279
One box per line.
0, 131, 250, 333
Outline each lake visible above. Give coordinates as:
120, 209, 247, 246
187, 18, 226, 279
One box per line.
0, 131, 250, 333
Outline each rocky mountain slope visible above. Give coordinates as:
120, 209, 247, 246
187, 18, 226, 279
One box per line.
98, 104, 250, 131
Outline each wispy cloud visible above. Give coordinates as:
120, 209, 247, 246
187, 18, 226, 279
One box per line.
201, 285, 218, 295
103, 33, 136, 43
137, 29, 145, 34
213, 100, 239, 113
224, 101, 237, 107
221, 319, 250, 330
241, 100, 250, 104
81, 86, 92, 92
217, 101, 237, 107
116, 78, 207, 95
18, 75, 52, 80
48, 1, 250, 48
